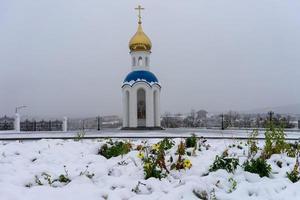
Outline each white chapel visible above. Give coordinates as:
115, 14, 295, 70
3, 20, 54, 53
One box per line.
122, 5, 161, 130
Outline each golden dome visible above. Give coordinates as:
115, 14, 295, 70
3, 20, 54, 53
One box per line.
129, 22, 152, 52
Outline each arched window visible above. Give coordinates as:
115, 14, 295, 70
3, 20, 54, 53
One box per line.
132, 57, 136, 66
138, 57, 143, 66
145, 57, 149, 66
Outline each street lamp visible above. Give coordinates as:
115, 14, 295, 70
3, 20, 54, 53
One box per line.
97, 116, 101, 131
15, 105, 27, 114
268, 111, 274, 122
220, 113, 224, 130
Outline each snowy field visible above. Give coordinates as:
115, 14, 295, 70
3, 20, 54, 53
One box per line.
1, 135, 300, 200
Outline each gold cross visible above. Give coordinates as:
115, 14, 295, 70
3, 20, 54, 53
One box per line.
135, 5, 144, 24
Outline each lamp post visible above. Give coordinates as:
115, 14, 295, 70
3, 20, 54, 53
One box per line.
97, 116, 101, 131
15, 106, 27, 114
221, 113, 224, 130
268, 111, 274, 122
81, 119, 85, 131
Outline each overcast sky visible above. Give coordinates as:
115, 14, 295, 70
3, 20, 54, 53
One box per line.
0, 0, 299, 118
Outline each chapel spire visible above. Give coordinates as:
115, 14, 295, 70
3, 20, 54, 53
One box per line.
135, 5, 144, 24
129, 5, 152, 52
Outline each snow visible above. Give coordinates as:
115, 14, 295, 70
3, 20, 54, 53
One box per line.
123, 79, 160, 86
0, 137, 300, 200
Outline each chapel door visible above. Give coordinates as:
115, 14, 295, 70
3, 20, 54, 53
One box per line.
137, 89, 146, 127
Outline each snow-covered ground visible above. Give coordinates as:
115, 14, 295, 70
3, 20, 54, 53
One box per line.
0, 137, 300, 200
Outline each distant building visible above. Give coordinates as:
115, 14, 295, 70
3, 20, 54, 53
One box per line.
0, 116, 14, 130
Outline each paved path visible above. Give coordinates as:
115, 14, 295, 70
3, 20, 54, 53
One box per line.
0, 128, 299, 141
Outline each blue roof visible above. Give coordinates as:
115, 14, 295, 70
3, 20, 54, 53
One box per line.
123, 70, 159, 83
